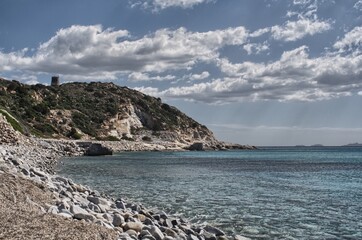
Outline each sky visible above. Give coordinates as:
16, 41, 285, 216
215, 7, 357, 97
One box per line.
0, 0, 361, 146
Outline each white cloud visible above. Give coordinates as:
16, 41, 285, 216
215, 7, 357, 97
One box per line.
333, 26, 362, 53
128, 72, 176, 81
354, 0, 362, 11
243, 42, 269, 55
133, 86, 161, 97
358, 91, 362, 96
0, 25, 247, 80
130, 0, 214, 10
189, 71, 210, 80
271, 18, 331, 42
155, 42, 362, 103
153, 0, 211, 9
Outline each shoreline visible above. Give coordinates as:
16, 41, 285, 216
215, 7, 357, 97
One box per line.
0, 116, 250, 240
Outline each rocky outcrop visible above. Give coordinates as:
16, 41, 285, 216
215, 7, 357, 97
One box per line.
187, 142, 204, 151
0, 78, 218, 146
84, 143, 113, 156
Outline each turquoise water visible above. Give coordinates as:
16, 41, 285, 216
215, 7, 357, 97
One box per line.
57, 147, 362, 239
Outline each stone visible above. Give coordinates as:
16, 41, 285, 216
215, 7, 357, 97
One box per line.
188, 142, 204, 151
70, 204, 96, 222
124, 222, 144, 233
116, 200, 126, 209
217, 236, 229, 240
164, 219, 173, 228
204, 225, 225, 236
234, 236, 251, 240
188, 234, 199, 240
140, 230, 152, 237
113, 214, 125, 227
150, 226, 165, 240
143, 218, 155, 226
119, 233, 134, 240
203, 231, 217, 240
57, 212, 73, 218
164, 237, 174, 240
87, 196, 109, 205
84, 143, 113, 156
126, 229, 138, 237
164, 228, 178, 238
47, 206, 59, 214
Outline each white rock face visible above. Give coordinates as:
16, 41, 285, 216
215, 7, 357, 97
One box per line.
105, 104, 143, 138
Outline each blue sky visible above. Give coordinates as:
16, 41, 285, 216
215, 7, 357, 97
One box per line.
1, 0, 362, 146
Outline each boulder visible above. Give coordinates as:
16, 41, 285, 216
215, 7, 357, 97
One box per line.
123, 222, 144, 233
70, 204, 95, 222
84, 143, 113, 156
204, 225, 225, 236
187, 142, 204, 151
150, 226, 164, 240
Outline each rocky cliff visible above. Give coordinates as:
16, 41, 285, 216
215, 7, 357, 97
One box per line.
0, 78, 218, 147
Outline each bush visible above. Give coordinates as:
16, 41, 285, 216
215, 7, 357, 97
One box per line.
0, 109, 24, 133
67, 127, 82, 139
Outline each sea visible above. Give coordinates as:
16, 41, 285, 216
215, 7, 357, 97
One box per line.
57, 146, 362, 239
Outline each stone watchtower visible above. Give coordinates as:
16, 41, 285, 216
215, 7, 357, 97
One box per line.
51, 76, 60, 87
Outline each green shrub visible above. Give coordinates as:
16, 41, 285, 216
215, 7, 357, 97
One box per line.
0, 109, 24, 133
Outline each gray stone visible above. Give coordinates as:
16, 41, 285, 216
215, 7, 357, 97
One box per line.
57, 212, 73, 218
203, 231, 217, 240
140, 230, 152, 237
143, 218, 155, 226
188, 234, 199, 240
164, 219, 173, 228
188, 142, 204, 151
124, 222, 144, 233
116, 200, 126, 209
165, 229, 178, 238
47, 206, 59, 214
126, 229, 138, 237
164, 237, 175, 240
118, 233, 134, 240
150, 226, 165, 240
84, 143, 113, 156
73, 194, 89, 206
88, 202, 102, 213
204, 226, 225, 236
234, 236, 251, 240
113, 214, 125, 227
87, 196, 109, 205
142, 235, 156, 240
59, 209, 73, 215
70, 204, 95, 222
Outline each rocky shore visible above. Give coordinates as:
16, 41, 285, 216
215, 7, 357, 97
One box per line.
0, 114, 250, 240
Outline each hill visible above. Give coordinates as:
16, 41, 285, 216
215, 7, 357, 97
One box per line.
0, 77, 220, 148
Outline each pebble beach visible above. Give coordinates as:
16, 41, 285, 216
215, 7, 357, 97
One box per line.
0, 114, 248, 240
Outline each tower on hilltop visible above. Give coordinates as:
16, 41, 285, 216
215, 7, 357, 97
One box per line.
51, 76, 60, 86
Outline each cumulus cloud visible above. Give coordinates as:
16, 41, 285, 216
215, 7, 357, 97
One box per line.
189, 71, 210, 80
128, 72, 176, 81
271, 18, 331, 41
148, 38, 362, 103
354, 0, 362, 11
0, 25, 247, 80
130, 0, 214, 10
243, 42, 269, 55
333, 26, 362, 53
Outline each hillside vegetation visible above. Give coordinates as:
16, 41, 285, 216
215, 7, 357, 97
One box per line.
0, 78, 216, 144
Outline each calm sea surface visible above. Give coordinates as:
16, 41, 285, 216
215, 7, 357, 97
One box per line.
57, 147, 362, 239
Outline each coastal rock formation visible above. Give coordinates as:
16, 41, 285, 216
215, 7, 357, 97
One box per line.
0, 114, 251, 240
0, 78, 218, 147
84, 143, 113, 156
